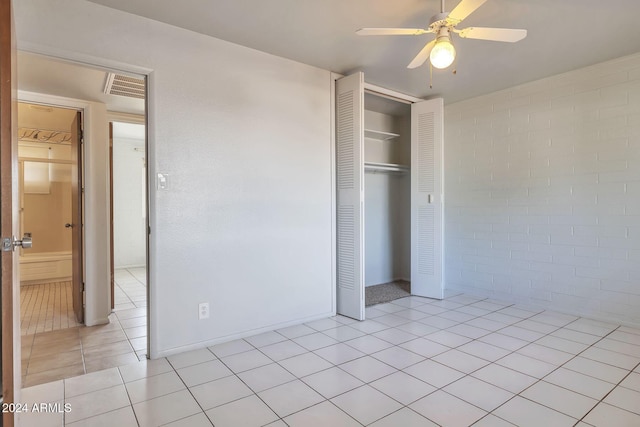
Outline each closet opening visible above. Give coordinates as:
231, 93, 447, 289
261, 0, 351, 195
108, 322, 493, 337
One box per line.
363, 92, 412, 307
336, 71, 443, 321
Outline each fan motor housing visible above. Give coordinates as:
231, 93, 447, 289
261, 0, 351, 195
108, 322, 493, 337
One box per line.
429, 12, 450, 30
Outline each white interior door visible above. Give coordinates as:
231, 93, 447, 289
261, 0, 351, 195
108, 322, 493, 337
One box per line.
336, 72, 365, 320
411, 98, 444, 299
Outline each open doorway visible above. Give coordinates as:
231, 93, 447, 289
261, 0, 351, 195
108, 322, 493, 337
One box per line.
17, 102, 83, 337
17, 52, 148, 387
110, 119, 147, 359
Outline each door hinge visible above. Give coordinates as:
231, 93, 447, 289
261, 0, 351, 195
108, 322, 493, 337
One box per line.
80, 129, 84, 143
82, 289, 86, 305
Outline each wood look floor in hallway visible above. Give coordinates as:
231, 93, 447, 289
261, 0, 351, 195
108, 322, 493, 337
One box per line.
20, 268, 148, 387
20, 281, 80, 336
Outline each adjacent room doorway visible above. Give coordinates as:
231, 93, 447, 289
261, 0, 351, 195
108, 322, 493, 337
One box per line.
17, 52, 149, 386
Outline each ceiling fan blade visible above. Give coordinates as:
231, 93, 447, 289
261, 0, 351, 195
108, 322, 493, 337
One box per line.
447, 0, 488, 25
356, 28, 429, 36
458, 27, 527, 42
407, 39, 437, 69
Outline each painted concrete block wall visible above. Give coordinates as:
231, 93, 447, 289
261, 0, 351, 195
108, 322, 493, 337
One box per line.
445, 53, 640, 326
16, 0, 334, 356
112, 133, 146, 268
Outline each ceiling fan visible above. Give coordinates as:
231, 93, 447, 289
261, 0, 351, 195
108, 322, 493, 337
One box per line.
357, 0, 527, 70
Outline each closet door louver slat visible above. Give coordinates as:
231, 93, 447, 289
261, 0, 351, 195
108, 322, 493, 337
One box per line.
411, 98, 444, 298
335, 72, 365, 320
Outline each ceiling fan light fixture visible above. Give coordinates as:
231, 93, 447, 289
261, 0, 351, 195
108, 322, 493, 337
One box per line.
430, 33, 456, 69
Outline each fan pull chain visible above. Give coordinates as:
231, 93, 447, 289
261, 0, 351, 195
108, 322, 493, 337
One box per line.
429, 62, 433, 89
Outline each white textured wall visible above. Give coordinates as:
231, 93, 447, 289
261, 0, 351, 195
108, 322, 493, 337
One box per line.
364, 110, 410, 286
16, 0, 334, 356
112, 134, 146, 268
364, 173, 409, 285
445, 53, 640, 326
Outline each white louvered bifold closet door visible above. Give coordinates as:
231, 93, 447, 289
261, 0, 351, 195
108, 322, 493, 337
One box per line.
411, 98, 444, 298
336, 72, 365, 320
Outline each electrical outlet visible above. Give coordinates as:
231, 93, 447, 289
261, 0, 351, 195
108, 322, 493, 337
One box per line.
198, 302, 209, 320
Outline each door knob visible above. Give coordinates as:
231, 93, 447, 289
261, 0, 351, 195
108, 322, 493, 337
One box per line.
65, 223, 73, 228
16, 235, 32, 249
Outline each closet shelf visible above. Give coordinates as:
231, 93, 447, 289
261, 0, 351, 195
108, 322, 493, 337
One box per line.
364, 129, 400, 141
365, 162, 409, 174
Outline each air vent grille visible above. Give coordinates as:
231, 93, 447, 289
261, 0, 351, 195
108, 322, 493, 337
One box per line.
104, 73, 145, 99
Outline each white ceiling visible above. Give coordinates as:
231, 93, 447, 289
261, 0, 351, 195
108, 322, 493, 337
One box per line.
18, 102, 77, 132
84, 0, 640, 103
18, 52, 145, 115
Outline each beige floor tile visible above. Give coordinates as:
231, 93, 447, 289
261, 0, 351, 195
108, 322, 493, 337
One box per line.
26, 349, 83, 374
167, 348, 216, 369
78, 321, 124, 337
81, 330, 129, 348
23, 363, 86, 387
14, 292, 640, 427
118, 357, 172, 383
16, 402, 64, 427
32, 328, 80, 345
21, 379, 64, 403
119, 316, 147, 329
65, 406, 138, 427
65, 384, 131, 424
124, 326, 147, 339
115, 307, 147, 320
133, 389, 202, 427
82, 340, 133, 359
29, 337, 82, 357
163, 412, 214, 427
65, 367, 123, 398
126, 371, 186, 404
84, 352, 140, 373
205, 394, 278, 427
129, 336, 147, 351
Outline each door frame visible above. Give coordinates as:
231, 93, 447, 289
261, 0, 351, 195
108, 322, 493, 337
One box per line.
332, 75, 443, 319
1, 0, 18, 422
16, 104, 84, 323
17, 91, 94, 320
107, 111, 149, 357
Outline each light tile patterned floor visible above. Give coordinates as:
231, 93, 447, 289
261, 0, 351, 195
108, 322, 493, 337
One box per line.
114, 267, 148, 311
19, 293, 640, 426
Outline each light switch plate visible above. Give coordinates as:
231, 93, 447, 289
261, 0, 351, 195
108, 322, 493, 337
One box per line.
157, 173, 168, 190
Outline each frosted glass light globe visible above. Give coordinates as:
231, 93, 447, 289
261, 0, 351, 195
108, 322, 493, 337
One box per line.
430, 39, 456, 69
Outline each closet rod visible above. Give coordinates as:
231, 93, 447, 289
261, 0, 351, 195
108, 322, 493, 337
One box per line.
364, 83, 423, 104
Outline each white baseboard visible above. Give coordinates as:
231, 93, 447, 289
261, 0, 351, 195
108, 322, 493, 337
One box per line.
152, 310, 336, 359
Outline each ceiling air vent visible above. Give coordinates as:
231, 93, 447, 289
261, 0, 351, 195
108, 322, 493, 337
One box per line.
104, 73, 145, 99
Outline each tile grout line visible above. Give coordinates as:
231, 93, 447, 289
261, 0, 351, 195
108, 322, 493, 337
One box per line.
574, 329, 640, 425
21, 293, 640, 426
365, 296, 633, 425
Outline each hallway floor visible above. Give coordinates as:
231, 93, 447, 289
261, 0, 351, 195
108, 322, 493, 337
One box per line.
20, 281, 80, 336
114, 267, 148, 311
20, 267, 148, 387
21, 308, 146, 388
19, 293, 640, 426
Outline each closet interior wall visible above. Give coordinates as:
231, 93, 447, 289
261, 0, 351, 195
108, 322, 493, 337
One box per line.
364, 93, 411, 288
